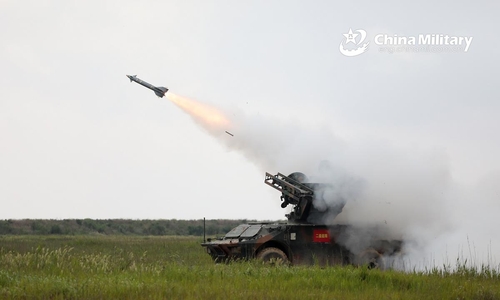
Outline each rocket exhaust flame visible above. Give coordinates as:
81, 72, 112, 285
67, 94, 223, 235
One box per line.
167, 93, 230, 130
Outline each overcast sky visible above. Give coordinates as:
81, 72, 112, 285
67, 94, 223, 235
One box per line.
1, 0, 499, 227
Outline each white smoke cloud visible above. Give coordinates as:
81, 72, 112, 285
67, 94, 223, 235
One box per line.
169, 96, 500, 270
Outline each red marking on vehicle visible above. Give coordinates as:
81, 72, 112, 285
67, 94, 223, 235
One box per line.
313, 229, 330, 242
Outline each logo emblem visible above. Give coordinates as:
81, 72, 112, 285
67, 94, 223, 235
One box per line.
339, 28, 369, 57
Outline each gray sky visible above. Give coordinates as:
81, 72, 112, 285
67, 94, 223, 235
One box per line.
1, 0, 499, 230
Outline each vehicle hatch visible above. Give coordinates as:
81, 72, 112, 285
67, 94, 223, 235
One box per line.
225, 224, 262, 239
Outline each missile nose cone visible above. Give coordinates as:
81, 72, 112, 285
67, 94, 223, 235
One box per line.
126, 74, 135, 82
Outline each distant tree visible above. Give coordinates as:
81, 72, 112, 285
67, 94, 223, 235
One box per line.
0, 220, 13, 234
222, 226, 233, 233
31, 221, 48, 234
83, 219, 96, 230
148, 223, 166, 235
188, 226, 203, 236
0, 219, 259, 236
50, 225, 62, 234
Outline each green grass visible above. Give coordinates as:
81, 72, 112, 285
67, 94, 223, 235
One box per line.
0, 235, 499, 299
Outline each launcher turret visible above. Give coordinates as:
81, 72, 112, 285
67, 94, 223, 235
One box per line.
265, 172, 346, 224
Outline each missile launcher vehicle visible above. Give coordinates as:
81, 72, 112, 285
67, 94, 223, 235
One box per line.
201, 172, 403, 268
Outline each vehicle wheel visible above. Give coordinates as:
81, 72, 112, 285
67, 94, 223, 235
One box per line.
356, 249, 385, 270
256, 247, 289, 265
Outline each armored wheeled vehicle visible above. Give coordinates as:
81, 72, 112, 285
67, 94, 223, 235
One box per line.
201, 172, 403, 268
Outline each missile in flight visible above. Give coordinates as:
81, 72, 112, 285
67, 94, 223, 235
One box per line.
126, 75, 168, 98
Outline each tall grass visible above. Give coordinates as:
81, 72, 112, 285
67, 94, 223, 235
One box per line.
0, 235, 499, 299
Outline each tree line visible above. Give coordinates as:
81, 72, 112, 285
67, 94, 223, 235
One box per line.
0, 219, 267, 236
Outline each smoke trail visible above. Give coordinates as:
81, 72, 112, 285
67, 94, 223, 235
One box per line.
166, 93, 500, 270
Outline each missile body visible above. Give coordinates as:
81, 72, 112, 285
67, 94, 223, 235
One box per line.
126, 75, 168, 98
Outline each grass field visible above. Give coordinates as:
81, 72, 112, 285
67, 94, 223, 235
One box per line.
0, 235, 499, 299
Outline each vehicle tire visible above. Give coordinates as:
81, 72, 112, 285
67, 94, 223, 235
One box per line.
356, 249, 385, 270
256, 247, 289, 265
